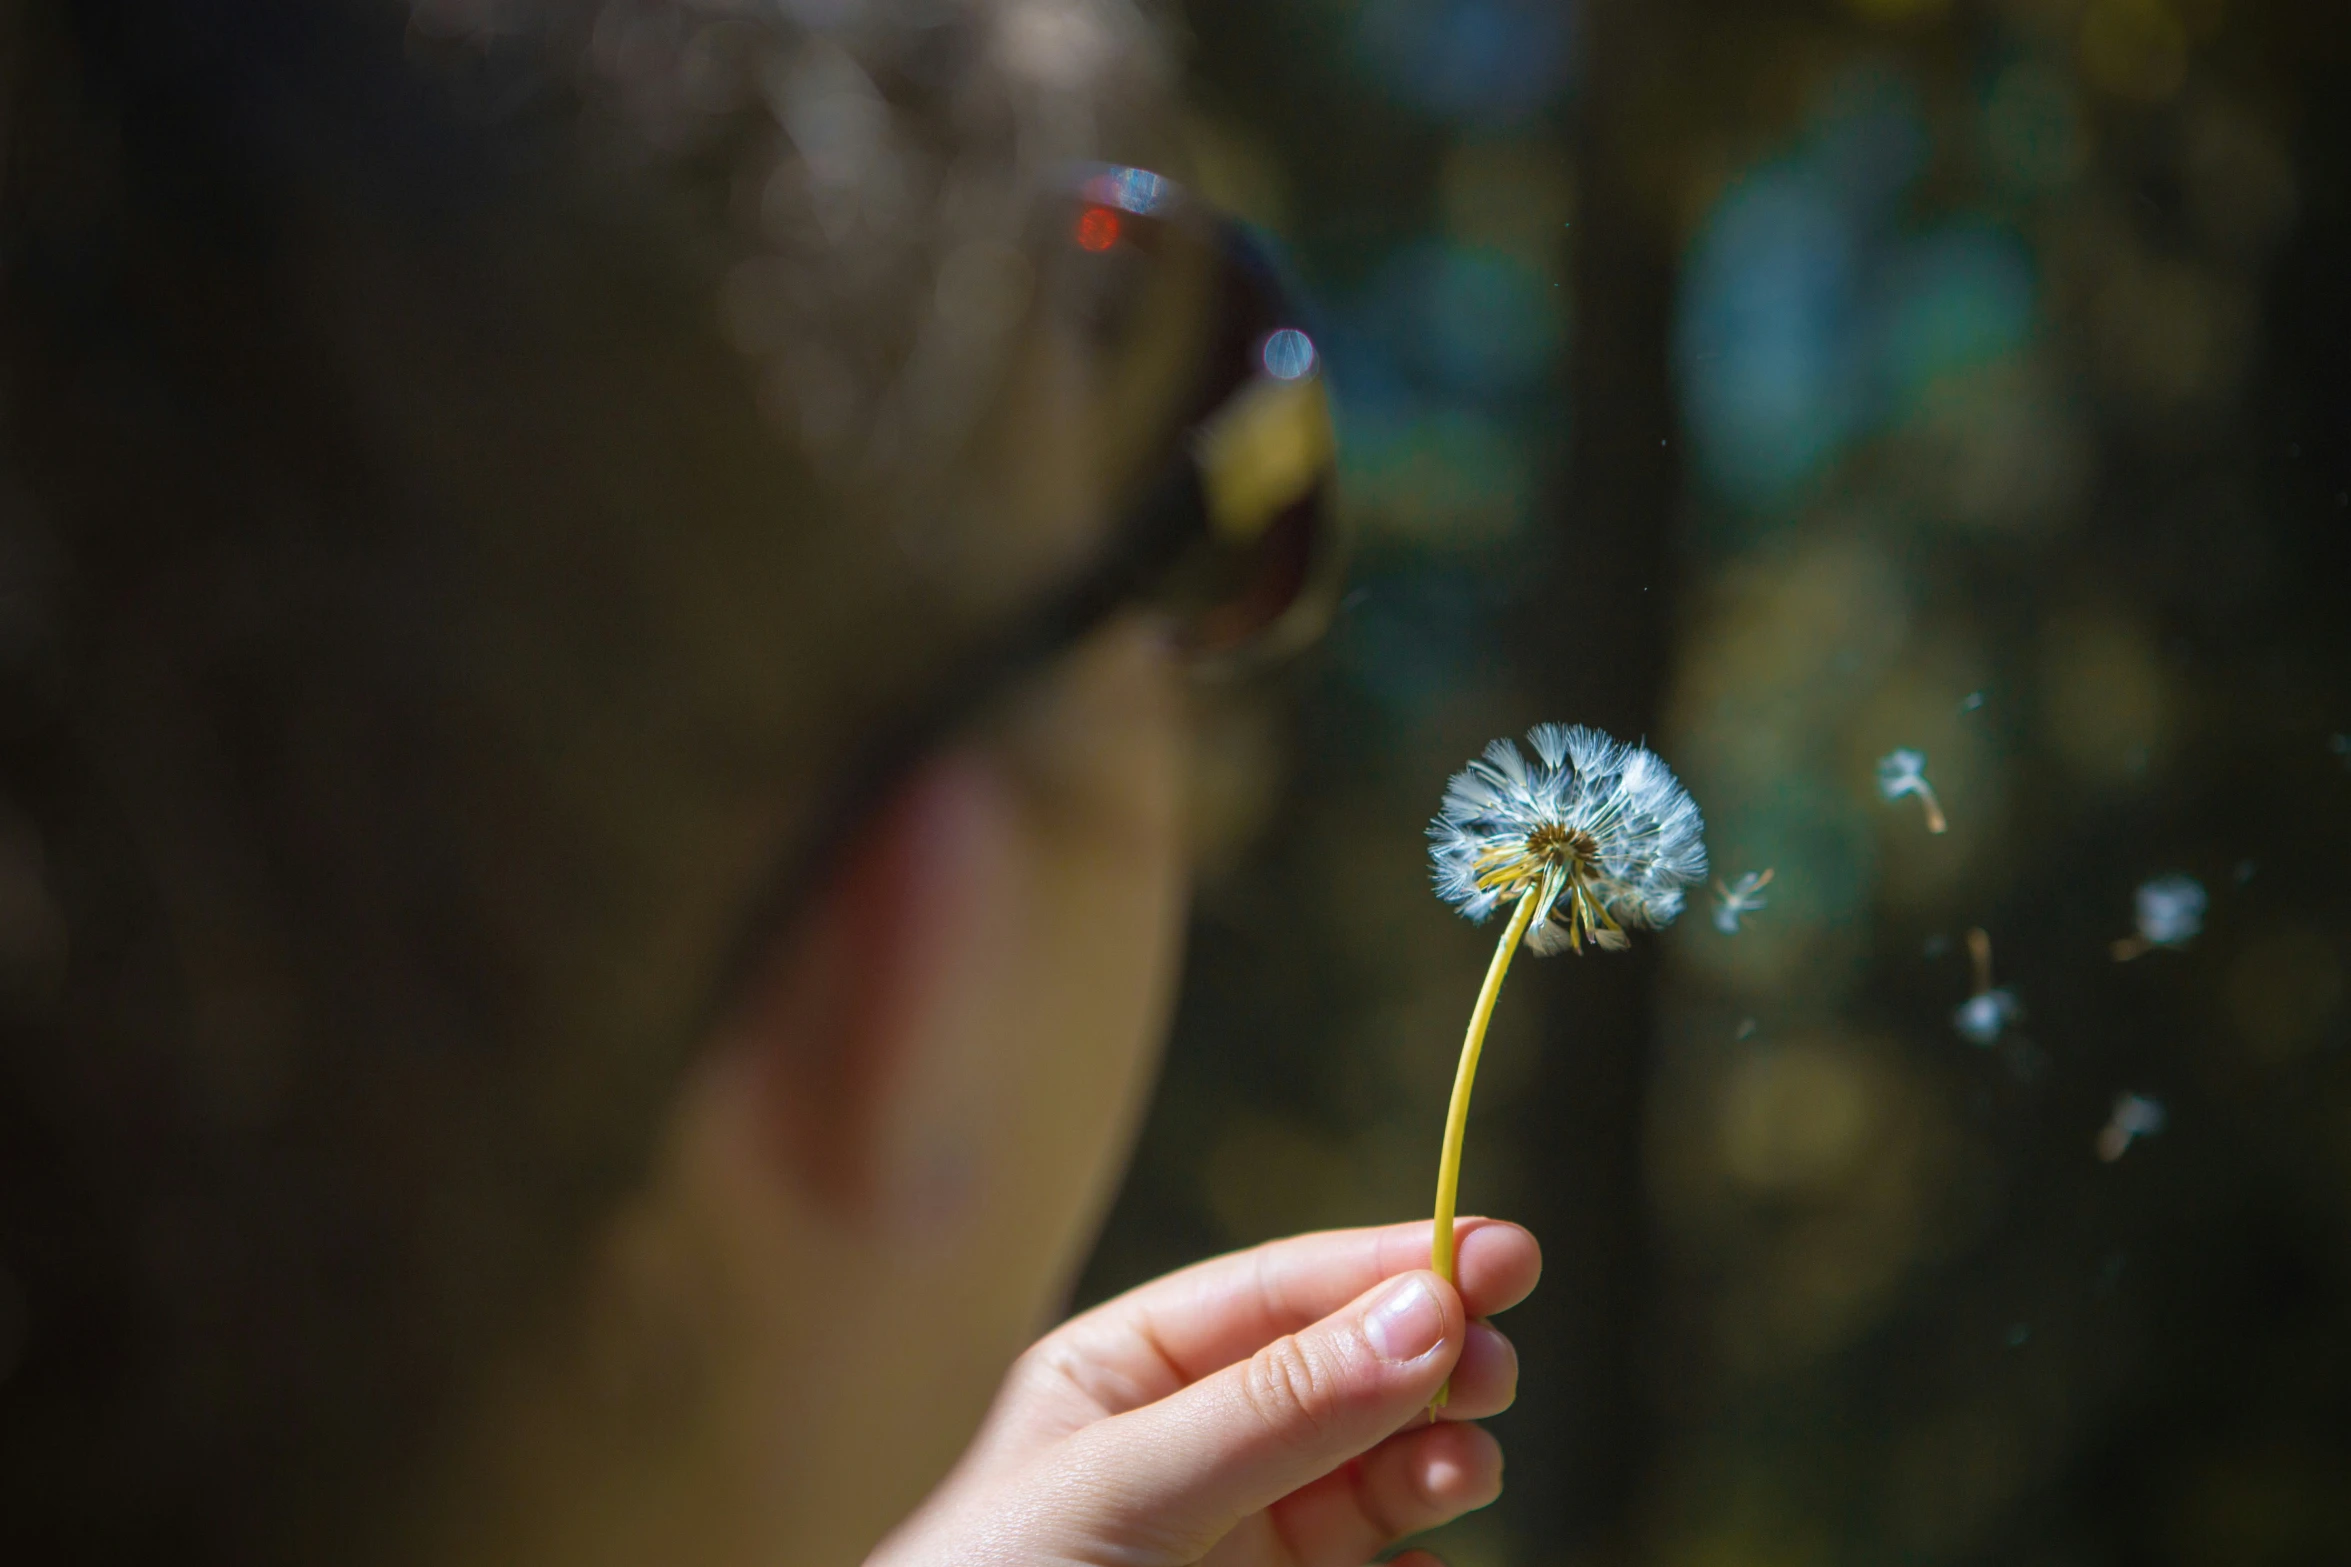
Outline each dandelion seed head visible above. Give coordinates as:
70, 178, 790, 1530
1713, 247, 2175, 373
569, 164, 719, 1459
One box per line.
2133, 874, 2206, 947
1637, 885, 1689, 929
1430, 724, 1707, 955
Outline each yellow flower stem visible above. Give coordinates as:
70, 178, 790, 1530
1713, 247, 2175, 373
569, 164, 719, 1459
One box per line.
1428, 885, 1542, 1411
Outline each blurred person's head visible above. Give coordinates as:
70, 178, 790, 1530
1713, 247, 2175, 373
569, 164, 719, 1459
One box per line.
0, 1, 1326, 1560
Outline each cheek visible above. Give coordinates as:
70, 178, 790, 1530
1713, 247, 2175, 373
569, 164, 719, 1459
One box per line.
873, 630, 1191, 1319
990, 727, 1190, 1286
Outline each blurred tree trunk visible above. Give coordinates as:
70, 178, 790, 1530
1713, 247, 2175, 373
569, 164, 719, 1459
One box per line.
1505, 0, 1683, 1558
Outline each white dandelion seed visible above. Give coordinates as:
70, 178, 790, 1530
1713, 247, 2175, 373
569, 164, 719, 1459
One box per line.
1954, 988, 2021, 1046
1953, 926, 2020, 1046
1429, 723, 1708, 956
2113, 874, 2206, 959
1712, 869, 1775, 934
2095, 1092, 2167, 1162
1877, 747, 1948, 834
2136, 875, 2206, 944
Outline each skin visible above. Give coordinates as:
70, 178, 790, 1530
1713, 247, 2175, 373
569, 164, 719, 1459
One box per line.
377, 15, 1535, 1559
420, 621, 1543, 1567
10, 3, 1503, 1557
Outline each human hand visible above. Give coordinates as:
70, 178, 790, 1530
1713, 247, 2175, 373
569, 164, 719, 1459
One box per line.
866, 1218, 1542, 1567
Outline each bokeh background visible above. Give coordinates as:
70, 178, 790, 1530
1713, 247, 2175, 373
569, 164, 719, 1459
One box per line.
1074, 2, 2351, 1564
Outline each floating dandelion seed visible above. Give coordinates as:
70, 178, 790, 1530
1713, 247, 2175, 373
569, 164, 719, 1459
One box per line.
2112, 874, 2207, 960
1955, 990, 2020, 1045
1877, 747, 1948, 834
2096, 1093, 2167, 1162
1424, 725, 1705, 1404
1953, 927, 2020, 1046
1712, 869, 1775, 934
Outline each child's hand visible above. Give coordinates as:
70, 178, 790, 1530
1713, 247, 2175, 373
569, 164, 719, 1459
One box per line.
868, 1218, 1541, 1567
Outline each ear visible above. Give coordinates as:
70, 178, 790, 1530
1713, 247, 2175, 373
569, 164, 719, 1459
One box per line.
719, 750, 1020, 1218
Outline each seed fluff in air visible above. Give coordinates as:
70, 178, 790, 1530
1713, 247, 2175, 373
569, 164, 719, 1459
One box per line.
1877, 747, 1948, 834
1713, 869, 1775, 935
2112, 874, 2206, 960
2096, 1093, 2167, 1162
1953, 927, 2020, 1046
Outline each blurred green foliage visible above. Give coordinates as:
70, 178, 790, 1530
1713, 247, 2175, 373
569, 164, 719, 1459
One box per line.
1077, 2, 2351, 1564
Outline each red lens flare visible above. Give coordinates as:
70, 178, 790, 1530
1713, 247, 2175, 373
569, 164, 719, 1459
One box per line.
1074, 206, 1121, 252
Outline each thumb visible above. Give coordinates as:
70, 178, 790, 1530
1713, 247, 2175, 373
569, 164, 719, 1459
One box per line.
1045, 1271, 1465, 1563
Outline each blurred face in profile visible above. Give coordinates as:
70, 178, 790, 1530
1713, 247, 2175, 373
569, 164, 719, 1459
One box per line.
0, 0, 1309, 1558
430, 626, 1197, 1567
393, 13, 1226, 1566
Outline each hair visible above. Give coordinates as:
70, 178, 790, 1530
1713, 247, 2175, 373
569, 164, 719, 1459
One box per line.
0, 0, 1168, 1558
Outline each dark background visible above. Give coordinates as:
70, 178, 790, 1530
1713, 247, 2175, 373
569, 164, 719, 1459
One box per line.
1077, 2, 2351, 1563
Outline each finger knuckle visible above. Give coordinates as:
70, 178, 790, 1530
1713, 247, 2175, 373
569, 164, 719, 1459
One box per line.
1006, 1338, 1073, 1400
1009, 1334, 1148, 1418
1242, 1332, 1344, 1447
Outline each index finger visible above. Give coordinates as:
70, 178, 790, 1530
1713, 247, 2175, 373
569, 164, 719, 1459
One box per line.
1047, 1218, 1540, 1404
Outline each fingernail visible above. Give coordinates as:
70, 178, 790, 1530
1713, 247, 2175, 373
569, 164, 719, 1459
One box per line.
1364, 1275, 1447, 1364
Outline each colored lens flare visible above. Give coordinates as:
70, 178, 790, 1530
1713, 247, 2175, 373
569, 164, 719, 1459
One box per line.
1075, 206, 1121, 251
